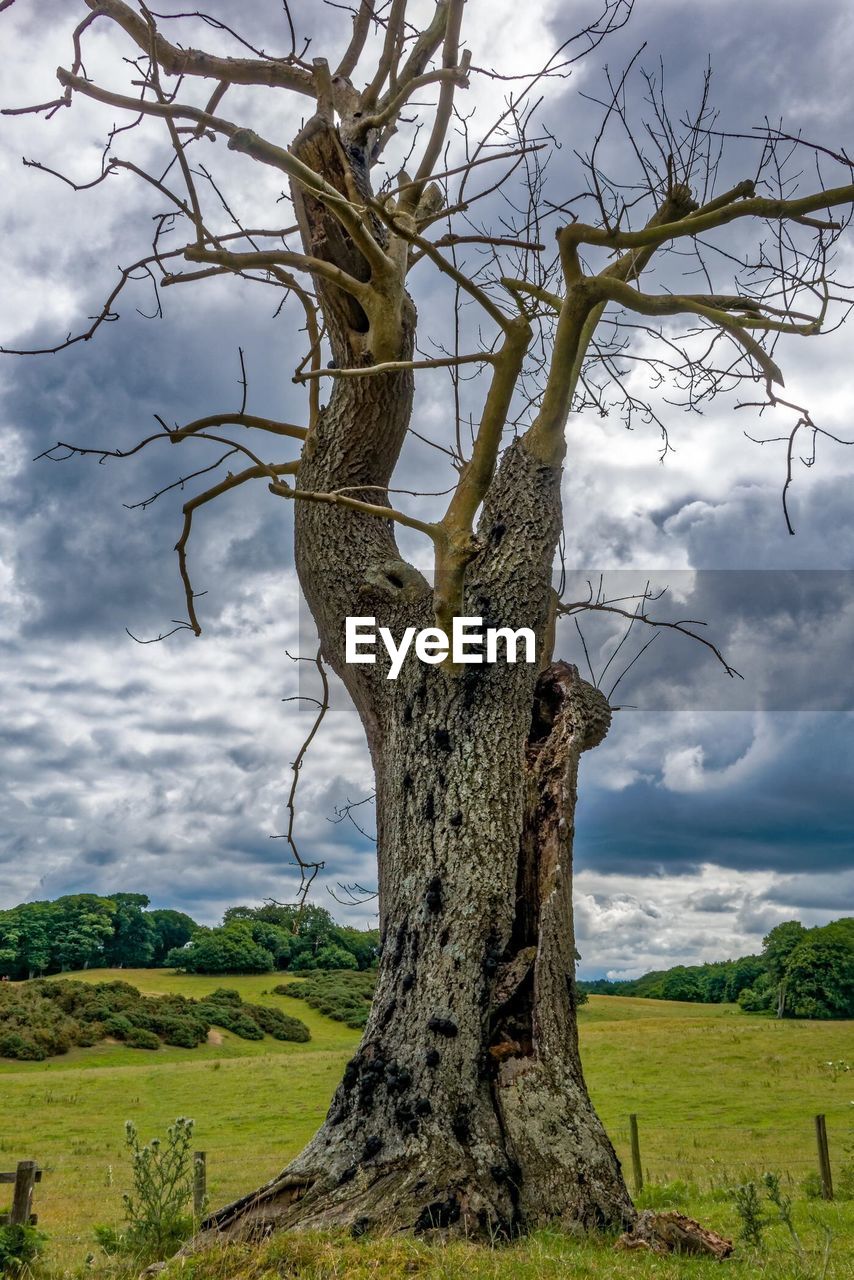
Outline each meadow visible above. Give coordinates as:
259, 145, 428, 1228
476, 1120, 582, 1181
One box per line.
0, 969, 851, 1278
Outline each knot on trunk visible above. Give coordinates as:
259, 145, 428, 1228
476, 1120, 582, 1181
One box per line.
530, 661, 611, 754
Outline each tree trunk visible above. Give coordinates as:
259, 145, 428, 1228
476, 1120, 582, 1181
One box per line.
205, 645, 631, 1240
205, 446, 633, 1238
200, 110, 634, 1243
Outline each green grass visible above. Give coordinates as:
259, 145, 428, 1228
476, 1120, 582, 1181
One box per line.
152, 1213, 854, 1280
0, 970, 851, 1276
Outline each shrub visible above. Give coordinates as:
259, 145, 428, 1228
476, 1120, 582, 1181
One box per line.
314, 944, 359, 971
273, 970, 376, 1028
196, 1004, 264, 1040
731, 1181, 765, 1247
0, 1222, 46, 1274
125, 1026, 160, 1050
0, 978, 308, 1059
76, 1020, 105, 1047
208, 988, 242, 1005
0, 1032, 45, 1061
166, 925, 275, 974
102, 1014, 134, 1040
158, 1018, 209, 1049
737, 987, 773, 1014
94, 1118, 196, 1263
248, 1004, 311, 1042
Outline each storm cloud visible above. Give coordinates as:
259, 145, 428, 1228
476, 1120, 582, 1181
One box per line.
1, 0, 852, 976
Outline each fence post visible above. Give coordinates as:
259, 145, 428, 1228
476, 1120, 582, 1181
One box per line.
629, 1114, 644, 1194
193, 1151, 207, 1219
814, 1115, 834, 1201
10, 1162, 38, 1226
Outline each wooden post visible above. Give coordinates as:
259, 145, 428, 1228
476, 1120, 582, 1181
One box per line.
815, 1115, 834, 1201
629, 1114, 644, 1194
10, 1162, 38, 1226
193, 1151, 207, 1219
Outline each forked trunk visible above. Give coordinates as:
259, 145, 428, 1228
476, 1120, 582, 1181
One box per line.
200, 109, 634, 1243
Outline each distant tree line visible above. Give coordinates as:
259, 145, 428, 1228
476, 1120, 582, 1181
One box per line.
0, 894, 378, 979
579, 918, 854, 1020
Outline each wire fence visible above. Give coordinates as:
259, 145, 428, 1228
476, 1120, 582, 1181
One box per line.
7, 1113, 851, 1260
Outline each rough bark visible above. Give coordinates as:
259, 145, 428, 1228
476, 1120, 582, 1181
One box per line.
202, 649, 631, 1242
200, 108, 634, 1244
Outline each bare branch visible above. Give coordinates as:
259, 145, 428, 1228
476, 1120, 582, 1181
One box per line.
176, 459, 299, 634
268, 480, 439, 543
184, 244, 371, 298
272, 649, 330, 910
294, 351, 495, 381
335, 0, 374, 79
562, 180, 854, 253
399, 0, 468, 213
558, 582, 742, 680
79, 0, 316, 94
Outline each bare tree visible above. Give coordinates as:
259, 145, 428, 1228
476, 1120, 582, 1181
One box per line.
4, 0, 854, 1245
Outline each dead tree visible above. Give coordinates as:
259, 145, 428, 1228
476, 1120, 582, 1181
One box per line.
3, 0, 853, 1243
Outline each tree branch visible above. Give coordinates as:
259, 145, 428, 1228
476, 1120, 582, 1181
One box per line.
183, 244, 371, 298
562, 181, 854, 252
177, 460, 299, 634
80, 0, 316, 94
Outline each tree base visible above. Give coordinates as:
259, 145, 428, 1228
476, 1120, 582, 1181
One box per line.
197, 1145, 632, 1246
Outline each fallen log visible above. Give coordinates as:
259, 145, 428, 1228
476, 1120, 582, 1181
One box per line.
615, 1210, 733, 1259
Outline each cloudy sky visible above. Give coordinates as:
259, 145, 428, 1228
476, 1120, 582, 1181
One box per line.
1, 0, 852, 978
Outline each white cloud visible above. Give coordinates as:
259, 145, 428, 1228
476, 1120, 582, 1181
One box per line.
0, 0, 852, 972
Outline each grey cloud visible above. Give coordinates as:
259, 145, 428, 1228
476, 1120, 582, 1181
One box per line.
1, 0, 853, 963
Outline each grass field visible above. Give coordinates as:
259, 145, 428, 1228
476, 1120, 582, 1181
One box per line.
1, 969, 852, 1278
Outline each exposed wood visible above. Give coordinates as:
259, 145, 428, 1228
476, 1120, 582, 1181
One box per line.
629, 1114, 644, 1194
193, 1152, 207, 1219
0, 1170, 42, 1184
615, 1210, 733, 1258
815, 1114, 834, 1200
9, 1161, 38, 1227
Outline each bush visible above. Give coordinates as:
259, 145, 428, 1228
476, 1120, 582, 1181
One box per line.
731, 1181, 765, 1247
208, 987, 242, 1005
314, 944, 359, 971
195, 1003, 264, 1040
102, 1013, 134, 1040
273, 971, 376, 1028
0, 978, 308, 1060
737, 986, 773, 1014
0, 1222, 46, 1274
125, 1026, 160, 1050
158, 1017, 209, 1049
248, 1003, 311, 1042
76, 1020, 105, 1047
95, 1118, 197, 1263
166, 925, 274, 974
0, 1031, 45, 1061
